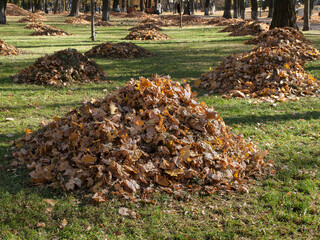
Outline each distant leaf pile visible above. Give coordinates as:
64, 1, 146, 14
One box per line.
18, 13, 46, 23
30, 24, 71, 36
25, 22, 48, 30
126, 12, 148, 18
199, 46, 319, 101
245, 27, 320, 62
207, 17, 246, 26
0, 39, 20, 56
125, 29, 171, 41
6, 3, 31, 16
65, 17, 90, 25
95, 20, 113, 27
129, 23, 163, 32
159, 15, 210, 25
13, 76, 268, 201
141, 17, 177, 27
13, 48, 105, 86
85, 42, 152, 59
221, 21, 269, 36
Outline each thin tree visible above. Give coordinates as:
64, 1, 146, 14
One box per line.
0, 0, 7, 24
140, 0, 144, 11
233, 0, 239, 18
204, 0, 209, 15
54, 0, 59, 14
69, 0, 80, 16
270, 0, 298, 29
179, 0, 182, 27
239, 0, 245, 19
251, 0, 257, 20
268, 0, 273, 18
91, 0, 95, 41
303, 0, 310, 31
102, 0, 110, 21
223, 0, 231, 19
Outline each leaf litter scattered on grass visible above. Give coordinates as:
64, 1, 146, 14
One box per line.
12, 76, 272, 202
12, 48, 106, 86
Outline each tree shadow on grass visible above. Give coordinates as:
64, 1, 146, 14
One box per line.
223, 111, 320, 125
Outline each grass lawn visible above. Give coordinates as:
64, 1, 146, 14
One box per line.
0, 15, 320, 239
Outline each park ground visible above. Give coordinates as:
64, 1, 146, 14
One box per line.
0, 13, 320, 239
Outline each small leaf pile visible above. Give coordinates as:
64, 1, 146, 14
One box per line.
65, 17, 90, 25
95, 20, 112, 27
85, 42, 152, 59
221, 21, 269, 36
13, 48, 105, 86
30, 24, 71, 36
126, 12, 148, 18
125, 29, 171, 41
245, 27, 320, 62
0, 39, 20, 56
199, 46, 319, 101
129, 23, 163, 32
18, 13, 47, 23
6, 3, 31, 16
13, 76, 268, 201
25, 22, 48, 30
207, 17, 246, 26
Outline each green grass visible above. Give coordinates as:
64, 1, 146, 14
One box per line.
0, 15, 320, 239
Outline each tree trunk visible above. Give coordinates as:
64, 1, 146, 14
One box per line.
303, 0, 310, 30
179, 0, 182, 27
223, 0, 231, 18
140, 0, 144, 11
233, 0, 239, 18
112, 0, 119, 10
102, 0, 110, 21
310, 0, 314, 16
204, 0, 209, 15
190, 0, 194, 15
54, 0, 59, 14
0, 0, 7, 24
239, 0, 245, 19
91, 0, 95, 41
270, 0, 297, 29
251, 0, 257, 20
268, 0, 273, 18
69, 0, 79, 16
35, 0, 42, 10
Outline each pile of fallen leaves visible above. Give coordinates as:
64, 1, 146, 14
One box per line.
25, 22, 47, 30
199, 46, 319, 101
95, 20, 112, 27
12, 76, 269, 201
125, 29, 171, 40
0, 39, 20, 56
85, 42, 152, 59
6, 3, 31, 16
207, 17, 245, 26
129, 23, 163, 32
18, 13, 47, 23
30, 24, 71, 36
141, 17, 177, 27
245, 27, 320, 62
79, 14, 102, 22
13, 48, 105, 86
221, 21, 269, 36
126, 11, 148, 18
65, 17, 90, 25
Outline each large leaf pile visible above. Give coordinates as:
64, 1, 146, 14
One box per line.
85, 42, 152, 59
199, 46, 319, 101
207, 17, 246, 26
6, 3, 31, 16
221, 21, 269, 36
0, 39, 20, 56
13, 48, 105, 86
13, 76, 268, 201
245, 27, 320, 62
125, 29, 171, 41
30, 24, 71, 36
18, 13, 47, 23
129, 23, 163, 32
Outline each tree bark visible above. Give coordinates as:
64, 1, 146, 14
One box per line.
102, 0, 110, 21
223, 0, 231, 18
268, 0, 273, 18
69, 0, 80, 16
140, 0, 144, 11
0, 0, 7, 24
190, 0, 194, 15
270, 0, 298, 29
112, 0, 119, 10
233, 0, 239, 18
239, 0, 245, 19
310, 0, 314, 16
204, 0, 209, 15
303, 0, 310, 30
179, 0, 182, 27
54, 0, 59, 14
251, 0, 257, 20
91, 0, 95, 41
